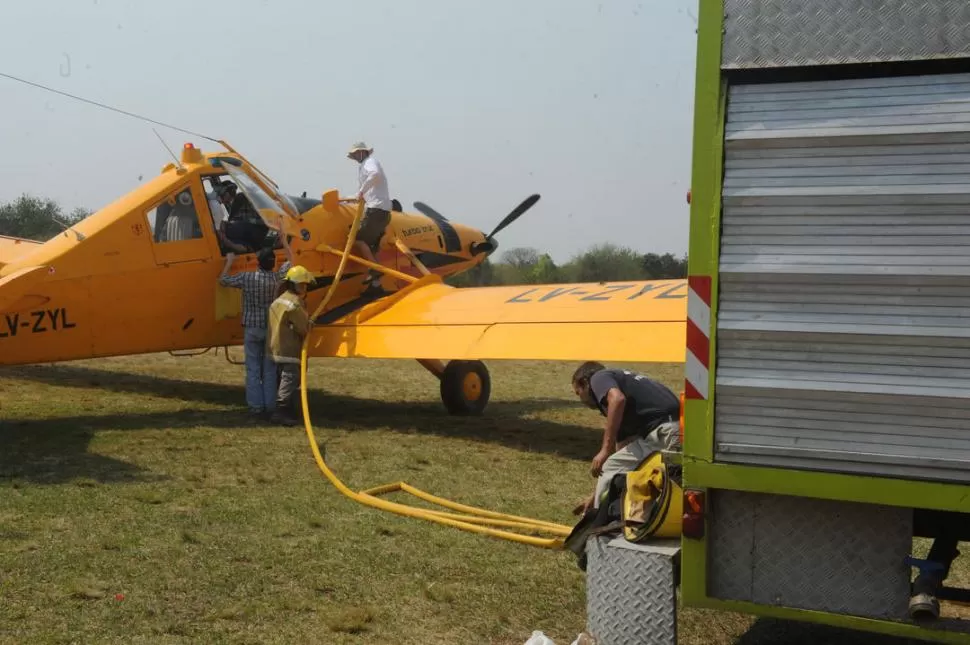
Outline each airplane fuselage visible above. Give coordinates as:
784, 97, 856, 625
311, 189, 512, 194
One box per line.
0, 144, 491, 366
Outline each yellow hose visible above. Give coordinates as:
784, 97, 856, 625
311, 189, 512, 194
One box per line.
296, 201, 569, 548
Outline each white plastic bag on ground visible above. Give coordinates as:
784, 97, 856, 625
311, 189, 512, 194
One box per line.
524, 631, 556, 645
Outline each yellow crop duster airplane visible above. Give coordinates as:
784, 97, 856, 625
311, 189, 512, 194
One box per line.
0, 141, 687, 414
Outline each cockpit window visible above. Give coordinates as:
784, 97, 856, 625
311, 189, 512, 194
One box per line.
212, 158, 300, 227
251, 165, 301, 218
220, 163, 288, 230
147, 187, 203, 243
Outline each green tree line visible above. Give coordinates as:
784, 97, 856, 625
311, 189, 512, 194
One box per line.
0, 195, 90, 241
1, 195, 686, 285
446, 245, 687, 286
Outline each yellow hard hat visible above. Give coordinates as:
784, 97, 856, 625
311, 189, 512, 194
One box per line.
285, 265, 314, 284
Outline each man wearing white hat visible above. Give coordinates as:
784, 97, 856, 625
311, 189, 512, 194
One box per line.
347, 141, 392, 293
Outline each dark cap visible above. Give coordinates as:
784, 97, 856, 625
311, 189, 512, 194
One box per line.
257, 247, 275, 270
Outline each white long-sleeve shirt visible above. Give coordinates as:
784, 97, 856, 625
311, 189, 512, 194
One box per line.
207, 195, 228, 228
357, 155, 392, 211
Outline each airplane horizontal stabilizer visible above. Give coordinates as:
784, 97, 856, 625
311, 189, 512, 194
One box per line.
0, 265, 48, 313
0, 235, 42, 270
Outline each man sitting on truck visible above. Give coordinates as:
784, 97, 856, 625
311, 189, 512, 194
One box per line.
571, 361, 682, 515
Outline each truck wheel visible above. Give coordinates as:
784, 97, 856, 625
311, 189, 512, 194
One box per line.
440, 360, 491, 416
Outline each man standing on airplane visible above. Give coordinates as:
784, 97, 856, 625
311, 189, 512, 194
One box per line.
570, 361, 682, 515
346, 141, 392, 294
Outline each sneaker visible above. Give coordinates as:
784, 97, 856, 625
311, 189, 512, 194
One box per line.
909, 591, 941, 620
910, 574, 944, 620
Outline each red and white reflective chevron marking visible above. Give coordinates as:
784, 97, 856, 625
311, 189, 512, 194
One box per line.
685, 275, 711, 400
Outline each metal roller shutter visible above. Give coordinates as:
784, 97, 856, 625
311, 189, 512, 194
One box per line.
715, 72, 970, 482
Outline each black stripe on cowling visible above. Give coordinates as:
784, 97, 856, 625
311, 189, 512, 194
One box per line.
421, 213, 461, 252
306, 272, 363, 293
314, 290, 391, 325
412, 249, 466, 268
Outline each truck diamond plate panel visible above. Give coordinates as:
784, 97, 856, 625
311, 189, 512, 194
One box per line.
586, 536, 678, 645
723, 0, 970, 69
709, 490, 755, 601
710, 491, 912, 619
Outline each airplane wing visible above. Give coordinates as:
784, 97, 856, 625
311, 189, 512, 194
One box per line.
308, 278, 687, 363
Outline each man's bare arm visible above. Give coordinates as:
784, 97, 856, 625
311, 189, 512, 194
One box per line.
279, 219, 295, 264
601, 388, 626, 453
591, 387, 625, 477
218, 253, 239, 287
220, 252, 234, 275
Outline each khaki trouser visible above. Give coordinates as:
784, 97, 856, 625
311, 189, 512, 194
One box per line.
276, 363, 302, 418
593, 420, 681, 509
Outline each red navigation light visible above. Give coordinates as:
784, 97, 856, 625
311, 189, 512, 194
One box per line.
682, 489, 706, 539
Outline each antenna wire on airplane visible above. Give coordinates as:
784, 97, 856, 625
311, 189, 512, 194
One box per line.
0, 71, 219, 142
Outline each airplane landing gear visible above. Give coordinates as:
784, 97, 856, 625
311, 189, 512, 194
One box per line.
417, 358, 491, 415
441, 360, 491, 415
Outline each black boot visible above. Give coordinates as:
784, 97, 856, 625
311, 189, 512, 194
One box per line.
270, 399, 298, 427
289, 397, 303, 425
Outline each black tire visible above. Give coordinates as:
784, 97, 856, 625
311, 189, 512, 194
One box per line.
440, 360, 491, 416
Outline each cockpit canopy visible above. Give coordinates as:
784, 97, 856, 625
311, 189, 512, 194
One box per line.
209, 156, 300, 232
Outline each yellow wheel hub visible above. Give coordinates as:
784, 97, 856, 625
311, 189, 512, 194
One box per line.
462, 372, 482, 401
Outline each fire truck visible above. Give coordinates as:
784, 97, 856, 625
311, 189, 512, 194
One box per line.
585, 1, 970, 643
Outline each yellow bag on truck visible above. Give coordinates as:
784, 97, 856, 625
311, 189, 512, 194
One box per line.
622, 451, 683, 542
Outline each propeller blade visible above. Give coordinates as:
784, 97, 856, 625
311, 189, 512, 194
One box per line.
486, 194, 540, 240
412, 201, 449, 222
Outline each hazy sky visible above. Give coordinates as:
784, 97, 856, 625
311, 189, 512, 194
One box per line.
1, 0, 698, 263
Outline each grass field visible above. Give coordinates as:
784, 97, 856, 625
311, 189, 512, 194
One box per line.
0, 354, 964, 644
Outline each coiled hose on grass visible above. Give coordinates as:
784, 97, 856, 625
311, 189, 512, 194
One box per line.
297, 201, 570, 548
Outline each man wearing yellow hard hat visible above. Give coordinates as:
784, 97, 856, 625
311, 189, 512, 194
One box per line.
266, 264, 314, 426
